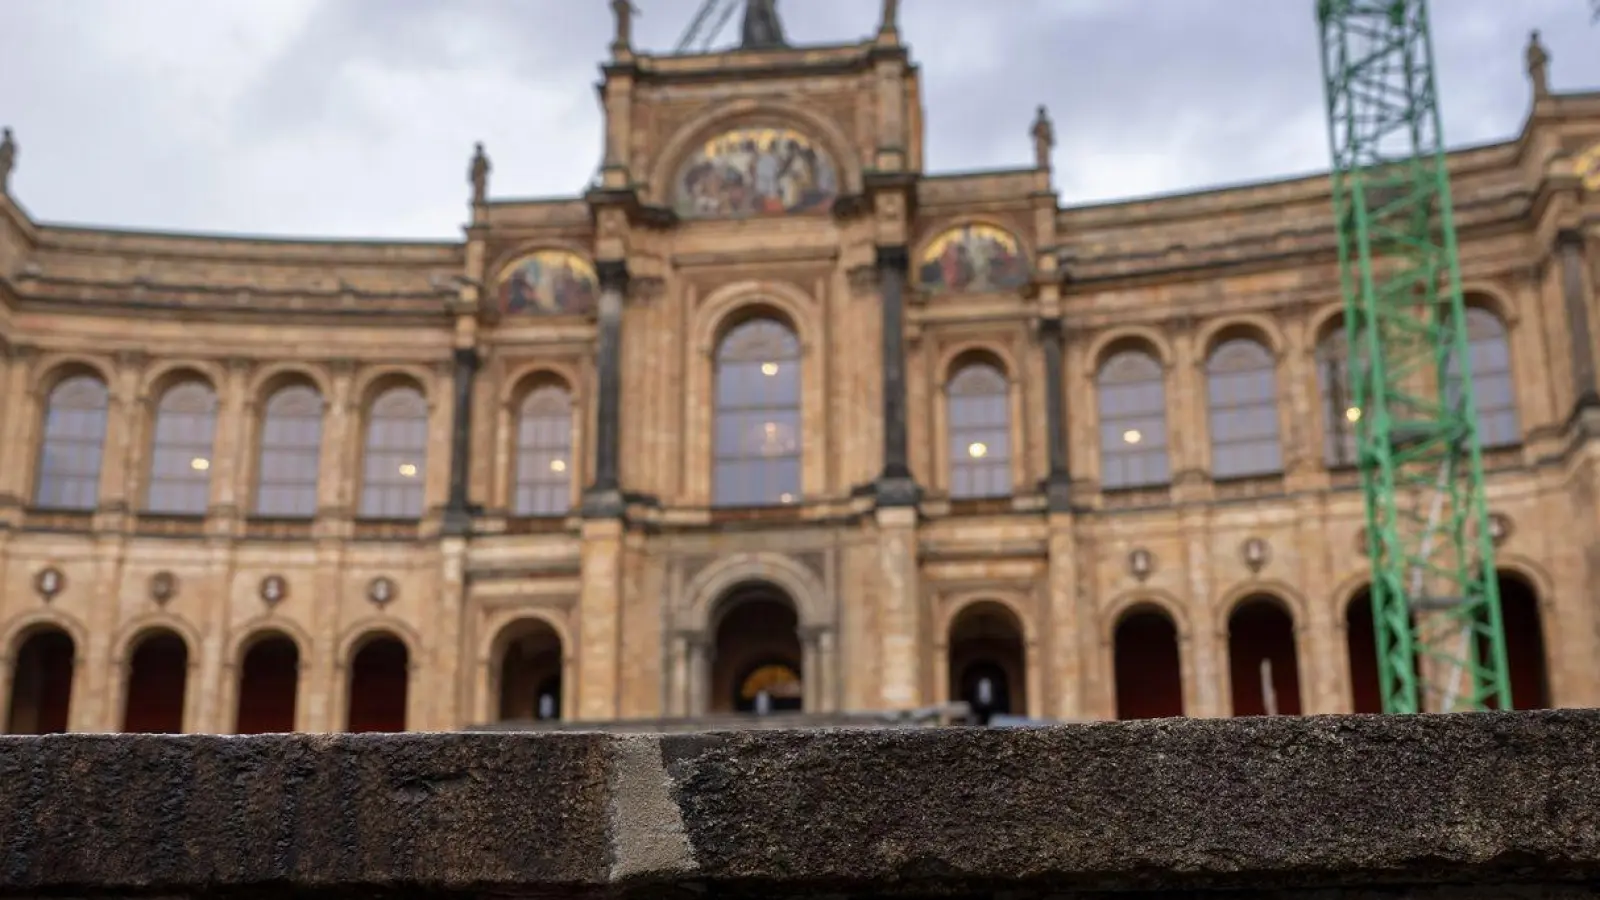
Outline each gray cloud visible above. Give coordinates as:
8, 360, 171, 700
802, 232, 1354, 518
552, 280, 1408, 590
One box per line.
0, 0, 1594, 238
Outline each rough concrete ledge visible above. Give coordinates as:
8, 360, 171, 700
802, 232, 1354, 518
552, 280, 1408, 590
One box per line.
4, 711, 1600, 898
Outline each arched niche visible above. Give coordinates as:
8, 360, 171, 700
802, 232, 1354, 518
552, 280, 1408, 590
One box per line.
672, 126, 839, 220
946, 600, 1027, 721
915, 223, 1029, 294
709, 583, 803, 714
493, 250, 599, 317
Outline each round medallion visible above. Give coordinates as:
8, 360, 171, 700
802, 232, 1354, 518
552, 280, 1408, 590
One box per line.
259, 574, 288, 607
149, 571, 178, 604
33, 566, 65, 601
367, 576, 397, 607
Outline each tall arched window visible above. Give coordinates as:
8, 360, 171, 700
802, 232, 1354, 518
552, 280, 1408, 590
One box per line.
1315, 325, 1358, 467
1097, 348, 1169, 489
255, 384, 324, 518
1206, 338, 1282, 478
513, 383, 574, 517
359, 386, 428, 519
946, 362, 1011, 498
1445, 307, 1519, 448
145, 380, 219, 516
713, 317, 802, 507
34, 374, 110, 510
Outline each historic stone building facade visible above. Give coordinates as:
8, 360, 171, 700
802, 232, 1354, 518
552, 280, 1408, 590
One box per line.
2, 8, 1598, 735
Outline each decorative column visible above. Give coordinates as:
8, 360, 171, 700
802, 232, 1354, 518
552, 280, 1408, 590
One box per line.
584, 259, 627, 517
442, 346, 480, 535
1557, 229, 1598, 416
875, 244, 920, 506
1039, 316, 1071, 508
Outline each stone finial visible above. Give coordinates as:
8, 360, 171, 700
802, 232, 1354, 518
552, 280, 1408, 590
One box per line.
1526, 30, 1550, 99
0, 127, 15, 195
880, 0, 899, 34
741, 0, 787, 49
469, 142, 490, 206
610, 0, 637, 51
1031, 105, 1054, 171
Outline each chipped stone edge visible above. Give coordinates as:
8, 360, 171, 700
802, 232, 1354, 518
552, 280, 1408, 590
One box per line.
606, 734, 699, 883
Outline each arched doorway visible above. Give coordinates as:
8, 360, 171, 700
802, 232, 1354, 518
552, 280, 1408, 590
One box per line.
1345, 588, 1427, 713
1113, 606, 1183, 720
1227, 596, 1302, 716
947, 601, 1026, 721
711, 585, 802, 714
1496, 572, 1549, 710
6, 627, 75, 734
1345, 589, 1381, 713
235, 633, 300, 734
495, 619, 564, 722
123, 629, 189, 733
347, 634, 408, 732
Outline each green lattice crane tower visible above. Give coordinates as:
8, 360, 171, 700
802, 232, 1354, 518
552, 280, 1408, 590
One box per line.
1314, 0, 1512, 714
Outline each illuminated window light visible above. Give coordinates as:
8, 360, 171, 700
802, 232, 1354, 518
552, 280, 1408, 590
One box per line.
189, 457, 210, 471
398, 463, 418, 477
967, 441, 988, 458
761, 362, 779, 376
1345, 407, 1361, 422
550, 459, 567, 473
1122, 429, 1142, 444
779, 492, 795, 504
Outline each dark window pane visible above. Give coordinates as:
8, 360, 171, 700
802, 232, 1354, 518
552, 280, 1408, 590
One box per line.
360, 387, 428, 519
1206, 339, 1283, 479
256, 385, 324, 518
1316, 328, 1359, 467
713, 319, 802, 507
35, 375, 110, 511
1444, 308, 1520, 449
947, 363, 1011, 499
146, 381, 219, 516
1097, 350, 1170, 489
514, 385, 574, 517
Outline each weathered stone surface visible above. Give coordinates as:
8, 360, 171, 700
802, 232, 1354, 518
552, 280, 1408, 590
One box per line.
4, 712, 1600, 898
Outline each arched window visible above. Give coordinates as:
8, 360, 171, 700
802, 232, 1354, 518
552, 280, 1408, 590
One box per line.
1315, 325, 1358, 467
713, 318, 802, 507
145, 380, 219, 516
255, 384, 324, 518
34, 374, 109, 510
359, 386, 428, 519
1097, 349, 1169, 489
1445, 307, 1519, 448
513, 384, 574, 517
946, 362, 1011, 498
1206, 338, 1282, 478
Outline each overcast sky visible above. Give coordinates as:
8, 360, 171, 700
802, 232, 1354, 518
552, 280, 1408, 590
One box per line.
0, 1, 1595, 240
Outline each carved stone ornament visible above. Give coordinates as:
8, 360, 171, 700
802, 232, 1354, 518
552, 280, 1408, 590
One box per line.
259, 574, 288, 607
367, 576, 398, 607
34, 566, 64, 601
149, 571, 178, 605
1486, 512, 1513, 547
1241, 537, 1271, 574
1128, 548, 1155, 582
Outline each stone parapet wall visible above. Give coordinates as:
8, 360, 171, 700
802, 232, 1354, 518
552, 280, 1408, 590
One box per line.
2, 711, 1599, 898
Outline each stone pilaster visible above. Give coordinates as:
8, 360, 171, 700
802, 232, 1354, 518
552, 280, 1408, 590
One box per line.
442, 346, 480, 536
875, 505, 921, 710
1557, 229, 1598, 420
1045, 515, 1083, 719
575, 517, 625, 720
1038, 316, 1071, 509
874, 244, 920, 507
583, 260, 627, 519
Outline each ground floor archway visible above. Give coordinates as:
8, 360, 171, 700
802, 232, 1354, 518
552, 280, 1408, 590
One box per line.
947, 601, 1026, 721
6, 627, 75, 734
1113, 606, 1183, 720
347, 633, 408, 733
1496, 572, 1549, 710
710, 584, 802, 715
123, 629, 188, 734
495, 618, 564, 722
235, 633, 299, 734
1228, 596, 1302, 716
